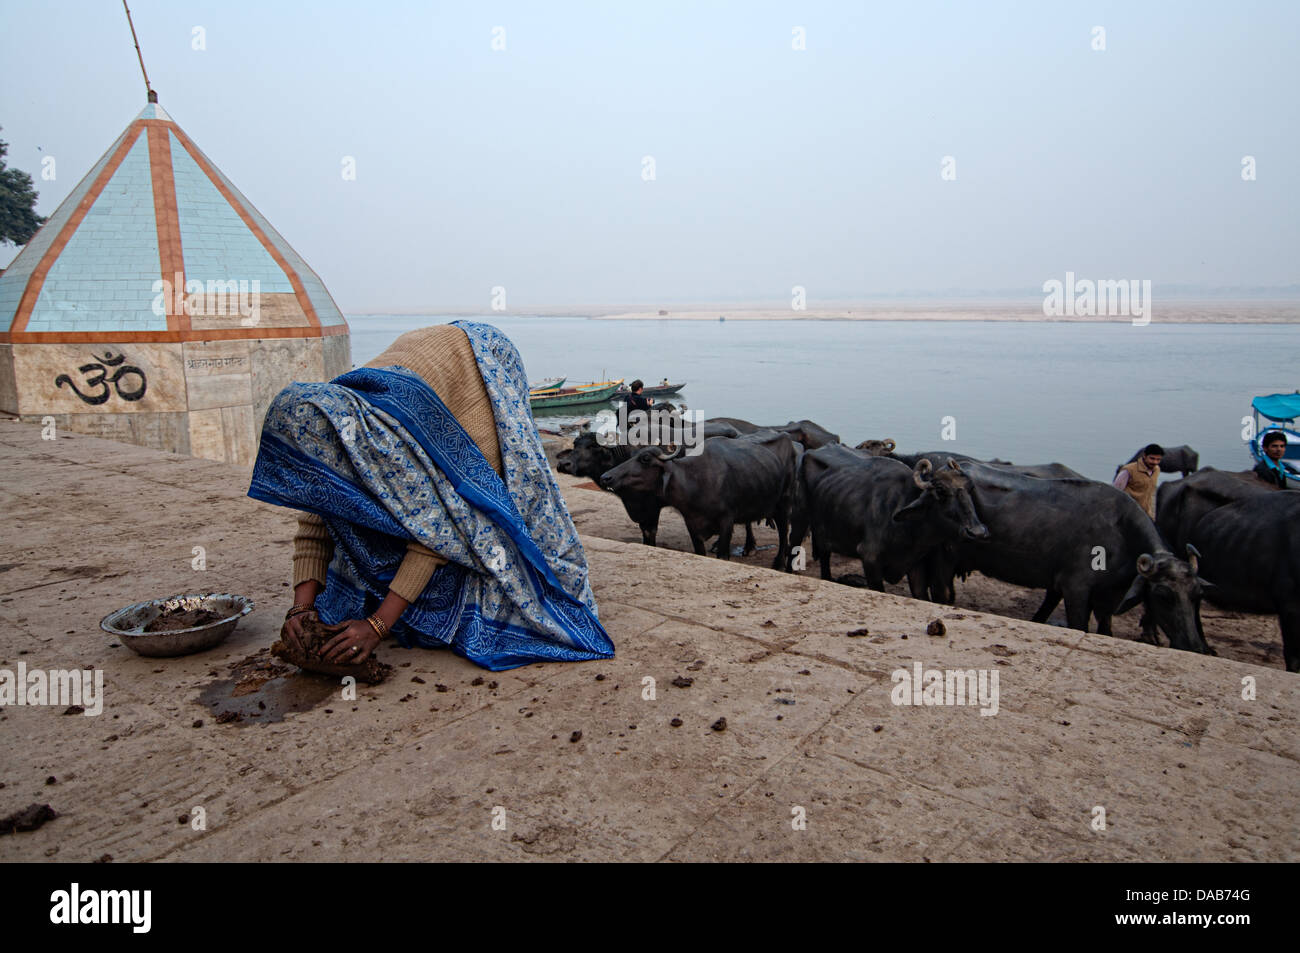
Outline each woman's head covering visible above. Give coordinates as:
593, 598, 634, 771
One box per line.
250, 321, 612, 670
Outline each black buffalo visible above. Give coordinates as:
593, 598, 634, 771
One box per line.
855, 437, 899, 456
1155, 466, 1282, 553
773, 420, 840, 449
930, 463, 1210, 654
854, 439, 1011, 468
558, 420, 750, 548
791, 446, 988, 595
706, 417, 761, 434
558, 433, 665, 546
708, 417, 839, 449
989, 462, 1086, 480
1188, 492, 1300, 672
600, 430, 798, 568
700, 419, 743, 439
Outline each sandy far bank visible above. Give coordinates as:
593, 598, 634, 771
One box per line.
593, 302, 1300, 323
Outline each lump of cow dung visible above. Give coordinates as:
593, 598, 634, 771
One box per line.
270, 616, 393, 685
0, 803, 58, 835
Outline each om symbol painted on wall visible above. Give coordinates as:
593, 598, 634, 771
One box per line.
54, 351, 148, 405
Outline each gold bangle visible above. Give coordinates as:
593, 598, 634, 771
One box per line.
285, 604, 315, 620
366, 615, 388, 639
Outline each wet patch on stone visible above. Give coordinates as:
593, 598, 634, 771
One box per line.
196, 648, 338, 726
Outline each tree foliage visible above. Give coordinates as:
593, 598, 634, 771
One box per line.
0, 131, 47, 247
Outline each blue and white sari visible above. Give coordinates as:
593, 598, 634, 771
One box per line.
248, 321, 613, 671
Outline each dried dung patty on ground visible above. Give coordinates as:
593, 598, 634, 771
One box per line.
0, 803, 57, 835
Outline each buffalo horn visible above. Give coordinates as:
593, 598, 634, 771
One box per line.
913, 458, 933, 489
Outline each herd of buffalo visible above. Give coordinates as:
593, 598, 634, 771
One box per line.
555, 413, 1299, 672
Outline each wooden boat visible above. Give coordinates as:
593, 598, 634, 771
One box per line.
529, 379, 624, 409
612, 381, 686, 401
1247, 391, 1300, 478
529, 376, 566, 393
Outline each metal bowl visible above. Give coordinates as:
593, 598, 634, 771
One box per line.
100, 593, 255, 658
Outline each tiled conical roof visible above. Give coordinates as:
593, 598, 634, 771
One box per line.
0, 100, 347, 343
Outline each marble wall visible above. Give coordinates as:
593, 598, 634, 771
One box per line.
0, 344, 18, 414
19, 410, 193, 456
5, 332, 351, 466
12, 342, 187, 415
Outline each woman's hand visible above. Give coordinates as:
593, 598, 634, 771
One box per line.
283, 581, 321, 654
320, 619, 382, 664
280, 607, 317, 654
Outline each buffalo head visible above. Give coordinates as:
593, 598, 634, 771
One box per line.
599, 444, 687, 496
564, 432, 621, 481
1116, 544, 1213, 655
856, 438, 896, 456
892, 459, 990, 540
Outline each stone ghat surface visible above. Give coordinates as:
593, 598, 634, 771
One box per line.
0, 418, 1295, 862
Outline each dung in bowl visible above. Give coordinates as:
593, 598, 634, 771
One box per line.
101, 593, 254, 658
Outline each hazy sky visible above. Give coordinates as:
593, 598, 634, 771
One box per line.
2, 0, 1297, 311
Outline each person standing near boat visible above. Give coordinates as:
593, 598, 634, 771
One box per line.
1113, 443, 1163, 518
1254, 431, 1292, 488
626, 379, 654, 414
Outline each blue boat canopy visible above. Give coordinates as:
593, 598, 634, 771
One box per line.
1252, 393, 1300, 422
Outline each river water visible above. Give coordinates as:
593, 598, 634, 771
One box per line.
347, 314, 1298, 482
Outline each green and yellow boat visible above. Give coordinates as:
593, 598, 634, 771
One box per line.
529, 379, 624, 409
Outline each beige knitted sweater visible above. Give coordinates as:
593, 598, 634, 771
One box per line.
291, 324, 503, 603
